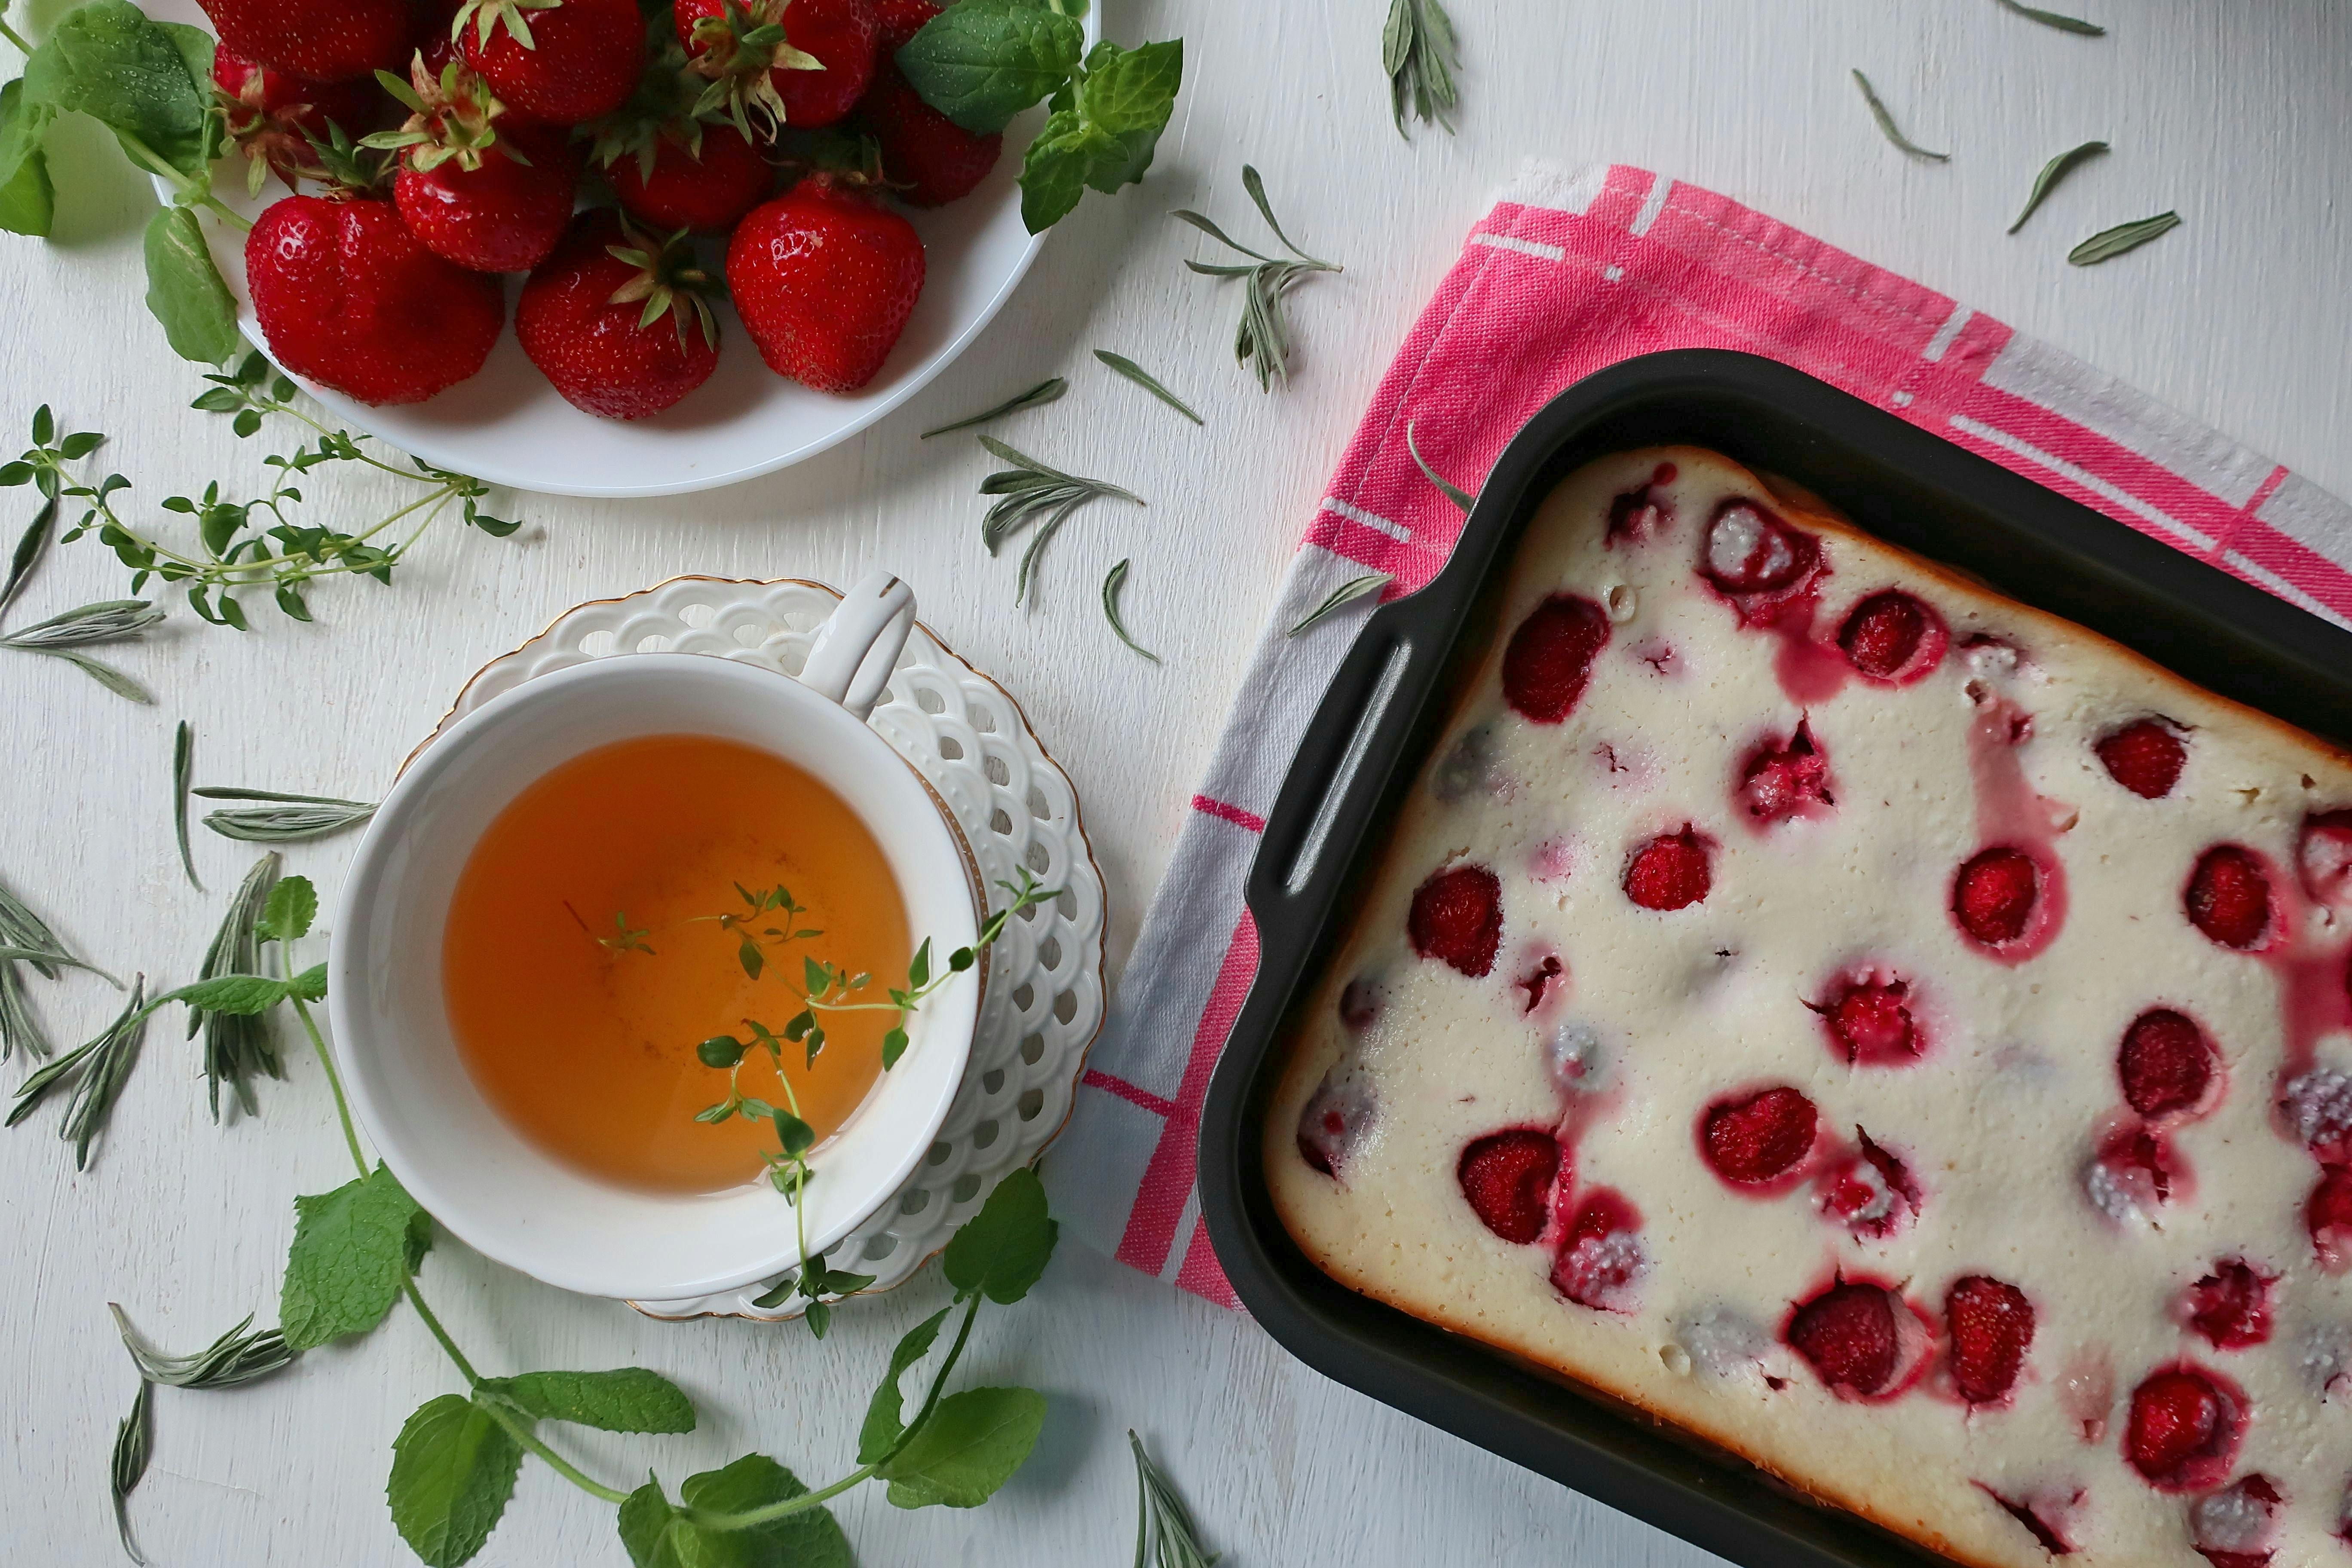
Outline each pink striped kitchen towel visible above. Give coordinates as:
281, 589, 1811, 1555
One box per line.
1041, 161, 2352, 1309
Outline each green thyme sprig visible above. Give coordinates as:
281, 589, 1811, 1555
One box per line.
1176, 166, 1344, 390
1381, 0, 1461, 138
694, 881, 821, 980
6, 359, 518, 631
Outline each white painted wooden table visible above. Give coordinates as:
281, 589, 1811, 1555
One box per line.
4, 1, 2349, 1562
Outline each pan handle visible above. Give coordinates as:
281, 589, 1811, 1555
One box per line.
1252, 625, 1419, 911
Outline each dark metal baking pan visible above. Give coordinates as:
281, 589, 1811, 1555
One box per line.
1196, 348, 2352, 1568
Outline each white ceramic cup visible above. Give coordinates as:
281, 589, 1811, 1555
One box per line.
328, 572, 981, 1301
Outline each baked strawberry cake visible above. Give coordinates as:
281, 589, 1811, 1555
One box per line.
1266, 446, 2352, 1567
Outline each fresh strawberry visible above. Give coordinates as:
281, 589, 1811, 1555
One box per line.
2118, 1008, 2216, 1118
1787, 1280, 1909, 1399
612, 125, 772, 233
370, 60, 576, 273
727, 177, 925, 391
2097, 718, 2187, 799
2187, 845, 2274, 950
1816, 1130, 1920, 1238
1739, 719, 1834, 821
2309, 1165, 2352, 1271
199, 0, 411, 83
517, 211, 720, 420
456, 0, 645, 125
679, 0, 880, 132
1550, 1188, 1645, 1312
1700, 1087, 1818, 1186
1501, 594, 1609, 723
2122, 1364, 2244, 1492
1945, 1276, 2034, 1406
1814, 974, 1921, 1065
1953, 847, 2040, 946
1623, 826, 1712, 910
2185, 1260, 2275, 1350
1456, 1129, 1560, 1244
245, 195, 504, 406
859, 64, 999, 205
212, 46, 385, 195
1406, 864, 1503, 977
1838, 590, 1947, 683
873, 0, 940, 52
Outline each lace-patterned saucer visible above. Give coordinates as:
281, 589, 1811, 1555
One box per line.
420, 577, 1107, 1319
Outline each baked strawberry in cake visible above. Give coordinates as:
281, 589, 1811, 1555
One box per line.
1267, 447, 2352, 1568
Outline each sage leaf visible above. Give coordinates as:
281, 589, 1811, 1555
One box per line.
142, 205, 242, 366
279, 1161, 426, 1350
2009, 139, 2108, 233
919, 376, 1066, 438
1382, 0, 1461, 138
477, 1369, 695, 1435
858, 1305, 951, 1464
896, 0, 1085, 136
21, 2, 218, 182
111, 1379, 152, 1565
171, 720, 199, 889
386, 1395, 522, 1568
110, 1304, 293, 1390
0, 80, 55, 238
618, 1455, 854, 1568
1287, 571, 1392, 637
1851, 70, 1949, 162
1101, 558, 1160, 662
1094, 350, 1201, 424
1, 494, 58, 620
942, 1166, 1057, 1304
1996, 0, 2104, 36
1018, 40, 1182, 232
2068, 210, 2180, 266
878, 1385, 1047, 1509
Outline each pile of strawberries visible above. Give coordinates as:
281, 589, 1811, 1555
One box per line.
205, 0, 998, 417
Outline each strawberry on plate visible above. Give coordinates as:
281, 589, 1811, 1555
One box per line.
365, 58, 577, 273
517, 211, 720, 420
858, 63, 999, 206
212, 46, 385, 195
585, 62, 776, 235
679, 0, 880, 132
454, 0, 646, 125
246, 194, 505, 406
726, 176, 924, 392
199, 0, 411, 84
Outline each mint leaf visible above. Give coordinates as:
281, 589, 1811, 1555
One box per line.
259, 874, 318, 943
142, 206, 240, 364
941, 1166, 1057, 1303
0, 80, 54, 238
386, 1395, 522, 1568
288, 962, 328, 1002
858, 1305, 949, 1463
897, 0, 1084, 136
479, 1369, 696, 1435
20, 2, 216, 182
618, 1455, 854, 1568
1016, 40, 1182, 232
279, 1162, 423, 1350
162, 972, 289, 1016
878, 1385, 1047, 1508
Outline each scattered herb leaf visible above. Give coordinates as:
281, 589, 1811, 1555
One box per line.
1, 493, 56, 620
1851, 70, 1950, 162
1130, 1430, 1216, 1568
189, 853, 283, 1120
920, 376, 1067, 439
6, 974, 148, 1168
1101, 558, 1160, 662
0, 597, 162, 701
2068, 210, 2180, 266
1094, 350, 1202, 425
2009, 139, 2109, 233
1175, 166, 1343, 389
1287, 572, 1392, 637
171, 720, 199, 889
1405, 419, 1477, 514
193, 785, 377, 842
1995, 0, 2104, 37
111, 1378, 151, 1565
110, 1303, 293, 1390
1381, 0, 1461, 138
0, 870, 70, 1062
973, 437, 1144, 606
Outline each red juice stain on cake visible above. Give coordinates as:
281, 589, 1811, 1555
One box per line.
1816, 1129, 1921, 1238
2307, 1166, 2352, 1271
1785, 1277, 1930, 1401
2122, 1364, 2247, 1492
2119, 1009, 2220, 1119
1698, 1086, 1819, 1190
1408, 863, 1503, 977
1456, 1128, 1562, 1244
1813, 970, 1924, 1066
1515, 954, 1563, 1014
1604, 462, 1677, 545
2184, 1260, 2275, 1350
2187, 846, 2277, 951
1550, 1187, 1646, 1312
1501, 594, 1610, 723
1737, 718, 1835, 825
1623, 826, 1712, 910
2058, 1348, 2116, 1444
1954, 689, 2069, 962
1697, 499, 1849, 704
1838, 590, 1949, 684
2096, 718, 2188, 799
2297, 809, 2352, 908
1976, 1485, 2082, 1556
2190, 1474, 2284, 1568
2085, 1124, 2191, 1225
1945, 1276, 2035, 1406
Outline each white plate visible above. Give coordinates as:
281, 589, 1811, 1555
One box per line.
150, 1, 1092, 498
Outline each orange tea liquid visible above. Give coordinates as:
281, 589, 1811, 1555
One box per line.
443, 732, 910, 1194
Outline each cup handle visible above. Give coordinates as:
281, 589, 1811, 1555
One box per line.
801, 570, 916, 721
